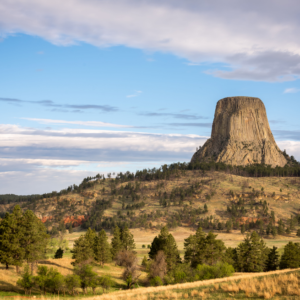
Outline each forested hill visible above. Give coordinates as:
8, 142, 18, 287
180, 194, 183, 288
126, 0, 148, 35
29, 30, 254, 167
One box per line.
0, 160, 300, 240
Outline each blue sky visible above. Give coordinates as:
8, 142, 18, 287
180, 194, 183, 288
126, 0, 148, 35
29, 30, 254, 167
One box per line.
1, 0, 300, 194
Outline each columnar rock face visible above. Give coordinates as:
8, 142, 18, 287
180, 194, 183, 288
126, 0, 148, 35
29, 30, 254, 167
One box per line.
191, 96, 287, 167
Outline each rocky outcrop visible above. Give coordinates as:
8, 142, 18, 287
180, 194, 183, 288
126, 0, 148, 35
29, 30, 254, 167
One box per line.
191, 96, 287, 167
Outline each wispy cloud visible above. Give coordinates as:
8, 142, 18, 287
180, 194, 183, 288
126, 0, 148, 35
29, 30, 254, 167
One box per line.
284, 88, 300, 94
139, 111, 208, 120
166, 122, 212, 128
0, 97, 118, 112
126, 91, 142, 98
23, 118, 134, 128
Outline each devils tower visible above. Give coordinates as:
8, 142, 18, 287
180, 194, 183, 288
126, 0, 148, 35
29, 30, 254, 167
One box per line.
191, 96, 287, 167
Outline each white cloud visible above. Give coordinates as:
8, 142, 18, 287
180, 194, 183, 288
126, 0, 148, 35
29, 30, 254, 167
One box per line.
0, 158, 88, 167
126, 91, 142, 98
0, 124, 205, 154
1, 0, 300, 81
283, 88, 300, 93
22, 118, 134, 128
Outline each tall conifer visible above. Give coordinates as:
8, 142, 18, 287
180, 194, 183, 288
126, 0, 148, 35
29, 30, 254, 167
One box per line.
120, 225, 135, 251
111, 226, 122, 259
94, 229, 112, 266
0, 205, 25, 271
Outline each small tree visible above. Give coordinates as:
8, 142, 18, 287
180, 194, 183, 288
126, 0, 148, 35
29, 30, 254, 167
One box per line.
241, 224, 246, 234
94, 230, 112, 266
280, 242, 300, 269
17, 264, 34, 295
74, 263, 98, 294
111, 226, 122, 259
34, 265, 49, 295
54, 248, 64, 259
46, 268, 65, 295
236, 231, 268, 272
265, 246, 279, 271
99, 275, 113, 293
149, 251, 167, 282
121, 225, 136, 251
116, 250, 140, 289
65, 274, 81, 296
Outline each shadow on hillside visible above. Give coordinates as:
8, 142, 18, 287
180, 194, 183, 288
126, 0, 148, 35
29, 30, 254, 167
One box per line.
38, 260, 72, 271
0, 280, 22, 293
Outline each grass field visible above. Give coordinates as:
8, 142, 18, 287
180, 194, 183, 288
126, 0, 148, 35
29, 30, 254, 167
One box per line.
2, 267, 300, 299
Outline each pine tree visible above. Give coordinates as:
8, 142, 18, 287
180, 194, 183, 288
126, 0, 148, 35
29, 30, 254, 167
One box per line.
94, 229, 112, 266
71, 235, 94, 265
0, 205, 25, 271
21, 210, 49, 269
149, 226, 181, 271
265, 246, 279, 271
241, 224, 246, 234
280, 242, 300, 269
120, 225, 135, 251
84, 228, 97, 250
236, 231, 268, 272
192, 231, 226, 267
111, 226, 122, 259
184, 227, 205, 264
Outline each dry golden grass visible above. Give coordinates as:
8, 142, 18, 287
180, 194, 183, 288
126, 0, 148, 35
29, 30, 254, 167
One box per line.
2, 269, 300, 299
75, 268, 300, 300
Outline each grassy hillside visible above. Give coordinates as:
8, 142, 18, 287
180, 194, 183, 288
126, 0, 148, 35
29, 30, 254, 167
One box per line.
1, 170, 300, 240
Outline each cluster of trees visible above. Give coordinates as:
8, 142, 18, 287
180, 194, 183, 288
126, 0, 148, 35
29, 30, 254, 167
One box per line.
0, 205, 49, 271
17, 262, 113, 295
142, 226, 300, 286
71, 226, 139, 289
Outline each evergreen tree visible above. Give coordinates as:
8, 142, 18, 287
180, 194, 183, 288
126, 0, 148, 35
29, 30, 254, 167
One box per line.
192, 231, 226, 267
236, 231, 268, 272
0, 205, 25, 271
71, 228, 97, 265
120, 225, 135, 251
54, 248, 64, 259
84, 228, 97, 250
280, 242, 300, 269
68, 224, 73, 234
94, 229, 112, 266
241, 224, 246, 234
111, 226, 122, 259
22, 210, 49, 266
184, 227, 205, 264
149, 226, 181, 271
71, 235, 94, 265
265, 246, 279, 271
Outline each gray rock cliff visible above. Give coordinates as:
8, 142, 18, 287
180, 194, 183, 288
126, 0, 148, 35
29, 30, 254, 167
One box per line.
191, 96, 287, 167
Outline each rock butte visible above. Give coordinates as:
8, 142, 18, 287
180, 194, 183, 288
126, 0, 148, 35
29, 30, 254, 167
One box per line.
191, 96, 287, 167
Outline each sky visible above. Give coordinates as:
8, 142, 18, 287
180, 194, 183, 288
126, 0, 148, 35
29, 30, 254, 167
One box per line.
1, 0, 300, 195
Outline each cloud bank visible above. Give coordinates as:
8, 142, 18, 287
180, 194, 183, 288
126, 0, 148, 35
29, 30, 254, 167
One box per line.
1, 0, 300, 81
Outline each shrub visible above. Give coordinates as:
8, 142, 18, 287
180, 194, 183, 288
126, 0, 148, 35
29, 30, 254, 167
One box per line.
150, 276, 163, 286
17, 264, 35, 295
54, 248, 64, 259
196, 262, 234, 280
99, 275, 113, 293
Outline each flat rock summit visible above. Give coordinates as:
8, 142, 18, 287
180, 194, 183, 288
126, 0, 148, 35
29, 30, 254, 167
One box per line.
191, 96, 287, 167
